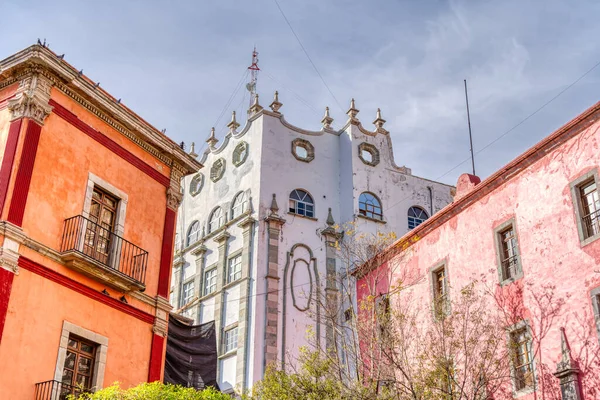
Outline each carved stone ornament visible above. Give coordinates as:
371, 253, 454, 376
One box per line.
358, 142, 380, 167
292, 138, 315, 163
189, 173, 204, 196
232, 141, 249, 167
210, 158, 226, 182
7, 74, 54, 125
166, 186, 183, 210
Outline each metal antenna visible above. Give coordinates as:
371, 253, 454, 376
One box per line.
464, 79, 476, 176
246, 47, 260, 108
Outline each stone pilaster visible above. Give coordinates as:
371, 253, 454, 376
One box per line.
236, 215, 256, 391
172, 255, 185, 308
191, 245, 207, 320
554, 327, 583, 400
263, 194, 285, 370
213, 231, 230, 377
320, 208, 343, 353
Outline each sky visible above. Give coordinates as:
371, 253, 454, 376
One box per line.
2, 0, 600, 185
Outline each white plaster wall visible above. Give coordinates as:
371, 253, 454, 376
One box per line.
172, 106, 454, 390
219, 355, 237, 391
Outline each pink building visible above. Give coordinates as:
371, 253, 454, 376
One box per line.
356, 101, 600, 399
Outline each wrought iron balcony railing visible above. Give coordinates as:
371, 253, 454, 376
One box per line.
34, 380, 91, 400
582, 209, 600, 239
60, 215, 148, 290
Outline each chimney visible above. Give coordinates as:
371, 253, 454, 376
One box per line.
454, 173, 481, 201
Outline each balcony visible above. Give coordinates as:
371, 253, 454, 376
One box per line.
60, 215, 148, 292
34, 380, 92, 400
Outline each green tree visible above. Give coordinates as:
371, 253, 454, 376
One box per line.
72, 382, 231, 400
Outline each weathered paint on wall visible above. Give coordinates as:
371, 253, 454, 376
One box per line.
357, 101, 600, 398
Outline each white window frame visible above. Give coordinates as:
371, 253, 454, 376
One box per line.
208, 207, 225, 233
227, 254, 242, 284
204, 268, 217, 296
224, 327, 238, 354
231, 191, 248, 220
53, 321, 108, 392
182, 279, 195, 306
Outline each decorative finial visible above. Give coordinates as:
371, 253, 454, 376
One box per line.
269, 91, 283, 113
347, 98, 359, 123
227, 110, 240, 132
206, 127, 218, 148
321, 106, 334, 129
249, 93, 263, 115
270, 193, 279, 214
189, 142, 198, 158
326, 208, 335, 227
373, 108, 388, 133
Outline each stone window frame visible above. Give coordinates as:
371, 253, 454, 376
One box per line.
210, 158, 226, 182
230, 191, 248, 220
181, 278, 195, 307
493, 217, 524, 286
429, 260, 450, 320
203, 266, 218, 296
506, 320, 536, 397
591, 287, 600, 344
291, 138, 315, 163
226, 250, 243, 285
53, 321, 108, 392
83, 172, 128, 236
232, 141, 249, 167
569, 169, 600, 246
358, 142, 380, 167
222, 325, 239, 355
189, 173, 204, 197
208, 206, 225, 234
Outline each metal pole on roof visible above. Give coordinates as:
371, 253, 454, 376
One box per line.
464, 79, 476, 176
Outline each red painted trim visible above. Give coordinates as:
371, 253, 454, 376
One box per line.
18, 257, 155, 325
148, 333, 165, 382
158, 208, 176, 298
0, 94, 16, 110
49, 99, 170, 187
0, 119, 23, 216
7, 121, 42, 227
0, 268, 15, 343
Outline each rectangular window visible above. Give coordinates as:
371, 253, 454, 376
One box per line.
432, 266, 449, 318
499, 225, 519, 281
591, 288, 600, 343
62, 335, 97, 395
224, 327, 238, 353
182, 281, 194, 305
204, 269, 217, 295
510, 327, 534, 392
84, 187, 118, 265
579, 180, 600, 239
228, 255, 242, 283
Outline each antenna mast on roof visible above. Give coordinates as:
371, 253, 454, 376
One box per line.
464, 79, 476, 176
246, 47, 260, 108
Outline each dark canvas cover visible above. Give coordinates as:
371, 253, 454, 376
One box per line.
164, 314, 219, 390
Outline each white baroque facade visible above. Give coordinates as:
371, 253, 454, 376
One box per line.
170, 93, 454, 392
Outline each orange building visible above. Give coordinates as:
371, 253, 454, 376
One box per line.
0, 44, 201, 398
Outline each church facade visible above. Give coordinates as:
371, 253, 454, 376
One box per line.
170, 93, 454, 392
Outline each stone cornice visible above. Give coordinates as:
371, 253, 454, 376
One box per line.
0, 45, 201, 175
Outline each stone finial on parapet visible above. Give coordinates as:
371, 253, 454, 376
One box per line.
454, 173, 481, 201
553, 327, 583, 400
206, 127, 218, 149
227, 111, 240, 133
346, 98, 359, 124
269, 193, 279, 215
189, 142, 198, 158
373, 108, 388, 134
321, 106, 334, 129
269, 91, 283, 113
249, 94, 263, 115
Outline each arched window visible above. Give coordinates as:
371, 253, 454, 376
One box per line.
231, 191, 248, 220
408, 206, 429, 229
289, 189, 314, 218
359, 192, 383, 220
208, 207, 225, 233
186, 221, 200, 246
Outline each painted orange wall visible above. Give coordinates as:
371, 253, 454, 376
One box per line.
0, 267, 152, 399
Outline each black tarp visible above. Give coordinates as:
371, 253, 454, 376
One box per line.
164, 313, 219, 390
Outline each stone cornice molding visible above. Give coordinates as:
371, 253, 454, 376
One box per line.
7, 73, 53, 125
213, 231, 231, 243
237, 215, 256, 229
0, 45, 201, 175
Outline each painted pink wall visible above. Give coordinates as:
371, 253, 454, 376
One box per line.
357, 106, 600, 398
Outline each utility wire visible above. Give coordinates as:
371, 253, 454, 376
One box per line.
273, 0, 344, 113
374, 56, 600, 217
264, 71, 321, 116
